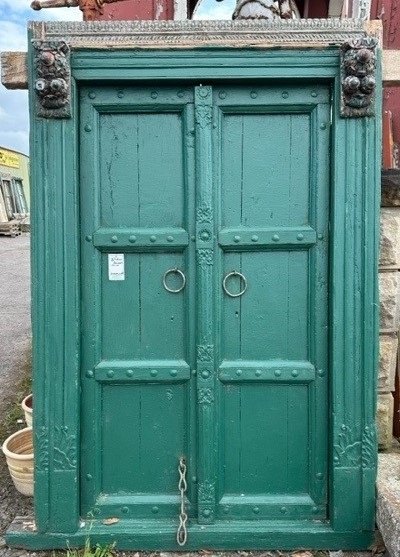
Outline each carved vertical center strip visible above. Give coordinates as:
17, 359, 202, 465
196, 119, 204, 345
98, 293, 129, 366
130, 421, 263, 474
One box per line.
195, 85, 216, 524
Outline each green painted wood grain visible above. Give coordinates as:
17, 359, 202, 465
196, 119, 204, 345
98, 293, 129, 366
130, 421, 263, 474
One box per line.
25, 45, 380, 550
215, 86, 330, 520
79, 86, 195, 520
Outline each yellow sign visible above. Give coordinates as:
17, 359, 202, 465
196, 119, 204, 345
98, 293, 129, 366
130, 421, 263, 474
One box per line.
0, 149, 19, 169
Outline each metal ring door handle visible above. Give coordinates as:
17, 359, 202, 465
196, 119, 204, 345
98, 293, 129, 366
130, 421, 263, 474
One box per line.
222, 271, 248, 298
163, 268, 186, 293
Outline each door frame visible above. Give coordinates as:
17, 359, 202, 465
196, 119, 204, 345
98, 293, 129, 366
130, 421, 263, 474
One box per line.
8, 18, 381, 550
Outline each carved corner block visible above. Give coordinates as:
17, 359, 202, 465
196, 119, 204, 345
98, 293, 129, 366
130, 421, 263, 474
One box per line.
32, 39, 71, 119
340, 37, 377, 118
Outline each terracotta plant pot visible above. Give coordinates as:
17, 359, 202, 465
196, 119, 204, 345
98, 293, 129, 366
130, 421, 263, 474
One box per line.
21, 394, 33, 427
2, 427, 34, 496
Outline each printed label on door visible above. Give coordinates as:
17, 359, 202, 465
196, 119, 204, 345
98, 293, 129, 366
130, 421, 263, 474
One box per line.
108, 254, 125, 281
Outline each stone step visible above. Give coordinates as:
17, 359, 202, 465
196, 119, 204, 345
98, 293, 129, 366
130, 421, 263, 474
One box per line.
377, 452, 400, 557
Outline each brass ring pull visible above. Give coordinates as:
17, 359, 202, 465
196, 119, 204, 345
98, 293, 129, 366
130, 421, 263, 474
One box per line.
222, 271, 248, 298
163, 268, 186, 294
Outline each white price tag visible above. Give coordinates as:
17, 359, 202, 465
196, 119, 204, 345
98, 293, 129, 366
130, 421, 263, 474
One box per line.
108, 254, 125, 281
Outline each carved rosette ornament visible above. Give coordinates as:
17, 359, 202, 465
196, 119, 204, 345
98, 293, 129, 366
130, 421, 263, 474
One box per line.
33, 40, 71, 119
341, 37, 377, 118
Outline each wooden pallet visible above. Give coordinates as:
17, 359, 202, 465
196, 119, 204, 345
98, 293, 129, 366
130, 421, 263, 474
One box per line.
0, 220, 21, 237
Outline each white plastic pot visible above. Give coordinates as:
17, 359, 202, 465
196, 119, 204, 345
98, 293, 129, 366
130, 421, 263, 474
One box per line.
21, 394, 33, 427
2, 427, 34, 496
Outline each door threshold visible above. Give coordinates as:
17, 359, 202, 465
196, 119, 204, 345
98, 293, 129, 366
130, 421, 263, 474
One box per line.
6, 516, 374, 551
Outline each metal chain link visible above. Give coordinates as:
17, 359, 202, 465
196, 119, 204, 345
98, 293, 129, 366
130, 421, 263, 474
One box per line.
177, 456, 188, 546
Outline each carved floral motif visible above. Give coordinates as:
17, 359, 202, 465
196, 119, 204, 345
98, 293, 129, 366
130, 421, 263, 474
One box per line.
198, 388, 214, 405
334, 424, 378, 469
33, 40, 71, 119
196, 204, 213, 224
334, 425, 361, 467
362, 425, 377, 469
35, 427, 49, 472
341, 37, 377, 118
54, 426, 77, 470
197, 248, 213, 267
195, 105, 212, 129
198, 480, 216, 502
197, 344, 214, 361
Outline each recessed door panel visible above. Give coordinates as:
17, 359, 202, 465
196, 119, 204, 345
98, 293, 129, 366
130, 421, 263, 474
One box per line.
101, 252, 187, 360
101, 383, 187, 495
221, 112, 311, 229
221, 251, 309, 361
99, 112, 185, 229
222, 382, 309, 493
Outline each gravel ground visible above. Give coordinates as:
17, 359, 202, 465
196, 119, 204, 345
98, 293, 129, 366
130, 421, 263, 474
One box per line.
0, 234, 387, 557
0, 234, 31, 417
0, 233, 35, 556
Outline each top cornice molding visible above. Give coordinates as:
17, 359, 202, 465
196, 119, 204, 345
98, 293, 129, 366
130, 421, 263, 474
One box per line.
29, 18, 379, 50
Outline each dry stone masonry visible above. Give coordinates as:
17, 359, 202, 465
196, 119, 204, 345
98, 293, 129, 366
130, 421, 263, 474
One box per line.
378, 182, 400, 449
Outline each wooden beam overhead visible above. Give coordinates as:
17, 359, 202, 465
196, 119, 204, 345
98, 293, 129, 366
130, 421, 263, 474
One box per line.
1, 52, 28, 90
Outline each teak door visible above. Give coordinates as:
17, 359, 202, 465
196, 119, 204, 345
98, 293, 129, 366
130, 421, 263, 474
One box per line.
80, 83, 330, 528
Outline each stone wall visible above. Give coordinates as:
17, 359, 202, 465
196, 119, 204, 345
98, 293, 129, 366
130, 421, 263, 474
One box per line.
378, 174, 400, 449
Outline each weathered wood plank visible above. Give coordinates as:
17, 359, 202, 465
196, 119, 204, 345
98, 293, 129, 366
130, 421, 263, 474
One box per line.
1, 52, 28, 90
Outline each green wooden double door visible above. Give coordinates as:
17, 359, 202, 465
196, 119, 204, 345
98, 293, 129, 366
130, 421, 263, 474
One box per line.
80, 83, 330, 528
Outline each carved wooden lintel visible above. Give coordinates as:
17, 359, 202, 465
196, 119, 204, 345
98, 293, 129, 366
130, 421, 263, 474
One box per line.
33, 40, 71, 119
28, 19, 375, 49
340, 36, 377, 118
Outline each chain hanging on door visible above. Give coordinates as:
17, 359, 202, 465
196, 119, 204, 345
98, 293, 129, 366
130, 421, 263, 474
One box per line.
177, 456, 188, 546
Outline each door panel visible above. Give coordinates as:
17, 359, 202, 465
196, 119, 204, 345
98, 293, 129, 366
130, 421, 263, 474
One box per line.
80, 87, 196, 519
220, 112, 310, 228
101, 383, 187, 494
101, 252, 187, 360
80, 83, 330, 525
222, 383, 310, 494
221, 251, 309, 360
99, 112, 185, 229
214, 85, 330, 520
